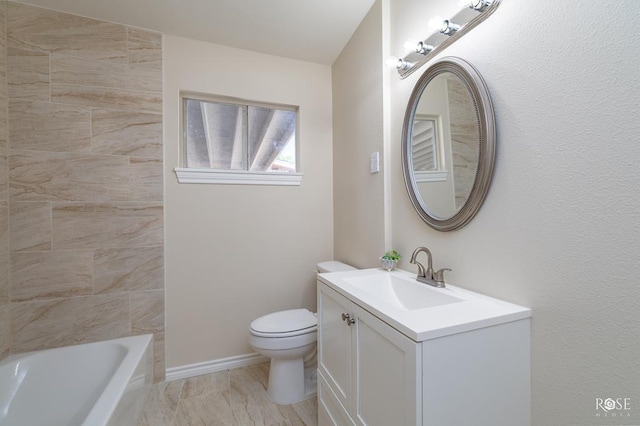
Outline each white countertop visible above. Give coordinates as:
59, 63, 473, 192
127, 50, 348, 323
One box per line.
318, 268, 531, 342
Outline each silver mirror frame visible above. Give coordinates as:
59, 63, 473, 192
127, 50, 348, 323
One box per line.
401, 57, 496, 231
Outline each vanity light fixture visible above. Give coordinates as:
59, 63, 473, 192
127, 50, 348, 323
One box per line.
404, 40, 434, 55
440, 19, 461, 36
386, 56, 414, 71
470, 0, 493, 12
389, 0, 502, 79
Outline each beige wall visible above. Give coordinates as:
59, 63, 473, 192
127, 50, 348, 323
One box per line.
332, 1, 387, 268
334, 0, 640, 424
0, 1, 165, 381
163, 36, 334, 368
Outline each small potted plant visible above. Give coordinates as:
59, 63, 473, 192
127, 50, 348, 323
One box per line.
380, 250, 401, 271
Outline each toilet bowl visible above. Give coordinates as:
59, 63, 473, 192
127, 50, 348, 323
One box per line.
249, 261, 355, 405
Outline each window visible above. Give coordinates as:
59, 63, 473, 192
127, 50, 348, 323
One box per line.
175, 93, 301, 185
411, 114, 448, 182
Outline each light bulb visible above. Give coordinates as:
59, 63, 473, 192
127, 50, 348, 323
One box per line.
403, 39, 419, 53
469, 0, 492, 11
427, 16, 445, 33
440, 20, 460, 35
386, 56, 401, 69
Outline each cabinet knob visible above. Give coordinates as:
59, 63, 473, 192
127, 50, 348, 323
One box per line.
341, 313, 355, 326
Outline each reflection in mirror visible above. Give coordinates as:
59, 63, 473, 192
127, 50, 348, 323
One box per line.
402, 57, 495, 231
412, 72, 479, 219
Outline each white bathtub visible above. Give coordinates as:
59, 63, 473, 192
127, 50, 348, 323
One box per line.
0, 335, 153, 426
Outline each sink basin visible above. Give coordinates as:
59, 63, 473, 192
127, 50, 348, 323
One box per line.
343, 273, 463, 311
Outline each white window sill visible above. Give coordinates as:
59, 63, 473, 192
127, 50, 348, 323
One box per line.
415, 170, 448, 183
174, 168, 303, 186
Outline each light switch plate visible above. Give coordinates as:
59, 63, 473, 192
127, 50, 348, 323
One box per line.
370, 152, 380, 173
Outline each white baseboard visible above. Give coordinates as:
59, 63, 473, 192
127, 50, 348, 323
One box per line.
166, 353, 269, 382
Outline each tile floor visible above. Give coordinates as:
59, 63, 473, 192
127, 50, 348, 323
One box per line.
138, 363, 318, 426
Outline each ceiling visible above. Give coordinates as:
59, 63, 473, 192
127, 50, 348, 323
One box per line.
14, 0, 375, 65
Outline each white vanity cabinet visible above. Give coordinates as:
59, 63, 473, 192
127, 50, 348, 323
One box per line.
318, 285, 420, 426
317, 269, 531, 426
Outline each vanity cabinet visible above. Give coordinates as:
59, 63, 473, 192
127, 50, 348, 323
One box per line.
317, 275, 531, 426
318, 284, 420, 426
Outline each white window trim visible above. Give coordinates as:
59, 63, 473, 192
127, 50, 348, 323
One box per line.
414, 170, 448, 182
174, 167, 303, 186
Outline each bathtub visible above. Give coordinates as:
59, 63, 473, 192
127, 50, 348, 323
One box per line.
0, 334, 153, 426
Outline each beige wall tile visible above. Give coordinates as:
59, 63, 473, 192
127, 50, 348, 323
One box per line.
94, 247, 163, 294
153, 332, 166, 383
51, 54, 161, 93
0, 305, 10, 359
131, 290, 164, 335
91, 109, 162, 158
130, 157, 163, 201
0, 150, 7, 201
0, 253, 8, 305
7, 48, 49, 101
127, 28, 162, 70
138, 374, 183, 424
0, 201, 7, 253
10, 293, 130, 352
51, 83, 162, 113
7, 2, 127, 63
52, 202, 163, 249
10, 150, 129, 201
10, 201, 52, 252
9, 100, 90, 152
10, 250, 93, 302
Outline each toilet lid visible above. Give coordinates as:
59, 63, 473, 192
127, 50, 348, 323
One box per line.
250, 309, 317, 336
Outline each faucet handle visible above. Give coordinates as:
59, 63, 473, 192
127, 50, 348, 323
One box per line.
433, 268, 451, 283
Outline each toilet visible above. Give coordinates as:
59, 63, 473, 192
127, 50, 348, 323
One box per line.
249, 261, 355, 405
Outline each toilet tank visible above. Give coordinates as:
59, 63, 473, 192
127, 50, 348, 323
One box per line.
317, 261, 356, 273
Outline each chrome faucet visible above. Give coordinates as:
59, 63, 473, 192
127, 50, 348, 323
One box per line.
409, 247, 451, 288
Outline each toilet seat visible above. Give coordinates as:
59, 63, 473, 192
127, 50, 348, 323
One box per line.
250, 309, 317, 338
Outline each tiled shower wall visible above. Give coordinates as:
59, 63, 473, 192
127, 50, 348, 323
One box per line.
0, 1, 165, 381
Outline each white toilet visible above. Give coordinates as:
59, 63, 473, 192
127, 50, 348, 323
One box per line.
249, 261, 355, 405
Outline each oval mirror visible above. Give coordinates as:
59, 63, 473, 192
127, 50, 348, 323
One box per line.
401, 57, 496, 231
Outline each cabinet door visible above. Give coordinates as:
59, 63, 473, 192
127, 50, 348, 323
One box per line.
352, 305, 421, 426
318, 284, 354, 414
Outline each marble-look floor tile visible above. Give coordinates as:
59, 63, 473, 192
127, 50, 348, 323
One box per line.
10, 293, 130, 352
9, 201, 51, 252
175, 390, 233, 426
51, 202, 163, 249
182, 371, 230, 398
138, 379, 184, 426
7, 47, 50, 101
9, 100, 91, 153
10, 250, 93, 302
137, 364, 318, 426
94, 246, 163, 294
91, 109, 162, 158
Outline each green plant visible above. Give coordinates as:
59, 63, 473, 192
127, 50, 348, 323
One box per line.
381, 250, 401, 261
